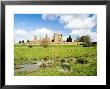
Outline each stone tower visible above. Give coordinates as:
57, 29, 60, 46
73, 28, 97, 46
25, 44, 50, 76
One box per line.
45, 34, 48, 40
45, 34, 51, 44
34, 35, 37, 41
33, 35, 38, 44
53, 33, 63, 44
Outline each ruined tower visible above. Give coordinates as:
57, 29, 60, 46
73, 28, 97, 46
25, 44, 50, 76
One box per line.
34, 35, 37, 41
53, 33, 63, 44
44, 34, 51, 44
33, 35, 39, 44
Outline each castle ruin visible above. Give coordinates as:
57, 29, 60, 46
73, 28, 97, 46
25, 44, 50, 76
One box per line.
20, 32, 83, 45
52, 33, 63, 44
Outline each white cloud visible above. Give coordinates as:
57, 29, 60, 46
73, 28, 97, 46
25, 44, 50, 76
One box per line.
70, 29, 97, 42
59, 14, 96, 29
14, 14, 97, 43
41, 14, 97, 42
42, 14, 96, 29
62, 35, 69, 41
31, 28, 54, 39
60, 14, 97, 42
14, 29, 29, 37
14, 28, 55, 43
14, 29, 33, 43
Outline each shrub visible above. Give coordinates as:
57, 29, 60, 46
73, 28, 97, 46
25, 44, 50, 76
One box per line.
28, 45, 32, 48
91, 42, 97, 46
83, 43, 91, 47
76, 58, 88, 64
40, 34, 49, 48
79, 35, 91, 43
44, 57, 48, 62
40, 40, 48, 48
60, 63, 71, 71
79, 43, 83, 45
67, 58, 73, 63
61, 59, 65, 63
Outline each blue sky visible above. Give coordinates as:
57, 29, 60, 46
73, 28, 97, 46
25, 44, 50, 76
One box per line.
14, 14, 97, 43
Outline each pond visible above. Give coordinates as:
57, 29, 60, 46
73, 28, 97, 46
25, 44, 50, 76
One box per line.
14, 61, 43, 73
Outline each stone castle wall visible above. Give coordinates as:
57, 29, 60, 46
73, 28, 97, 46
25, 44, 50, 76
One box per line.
21, 33, 83, 45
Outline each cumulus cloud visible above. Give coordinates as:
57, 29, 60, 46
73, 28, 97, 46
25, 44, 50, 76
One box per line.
14, 14, 97, 43
14, 29, 33, 43
70, 29, 97, 42
31, 28, 54, 40
14, 28, 54, 43
42, 14, 96, 29
60, 15, 96, 30
41, 14, 97, 42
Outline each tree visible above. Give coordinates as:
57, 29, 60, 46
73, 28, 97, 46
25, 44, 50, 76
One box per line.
79, 35, 91, 43
66, 35, 72, 42
27, 40, 29, 43
28, 45, 32, 48
22, 40, 25, 43
74, 36, 80, 42
52, 39, 54, 42
19, 41, 21, 44
40, 34, 49, 48
79, 35, 91, 47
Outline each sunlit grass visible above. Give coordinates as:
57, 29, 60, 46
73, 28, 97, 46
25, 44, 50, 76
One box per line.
14, 45, 97, 76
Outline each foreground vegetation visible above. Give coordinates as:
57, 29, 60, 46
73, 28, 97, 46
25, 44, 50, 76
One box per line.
14, 45, 97, 76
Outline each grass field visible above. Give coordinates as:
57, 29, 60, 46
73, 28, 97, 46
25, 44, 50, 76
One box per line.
14, 45, 97, 76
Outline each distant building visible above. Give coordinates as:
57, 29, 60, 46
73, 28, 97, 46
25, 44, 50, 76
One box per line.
18, 32, 83, 45
52, 33, 63, 44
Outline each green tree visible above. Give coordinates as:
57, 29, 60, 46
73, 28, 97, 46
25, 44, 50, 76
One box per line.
66, 35, 72, 42
79, 35, 91, 47
19, 41, 21, 44
22, 40, 25, 43
79, 35, 91, 43
27, 40, 29, 43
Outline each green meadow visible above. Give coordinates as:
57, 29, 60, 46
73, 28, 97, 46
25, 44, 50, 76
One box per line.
14, 45, 97, 76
